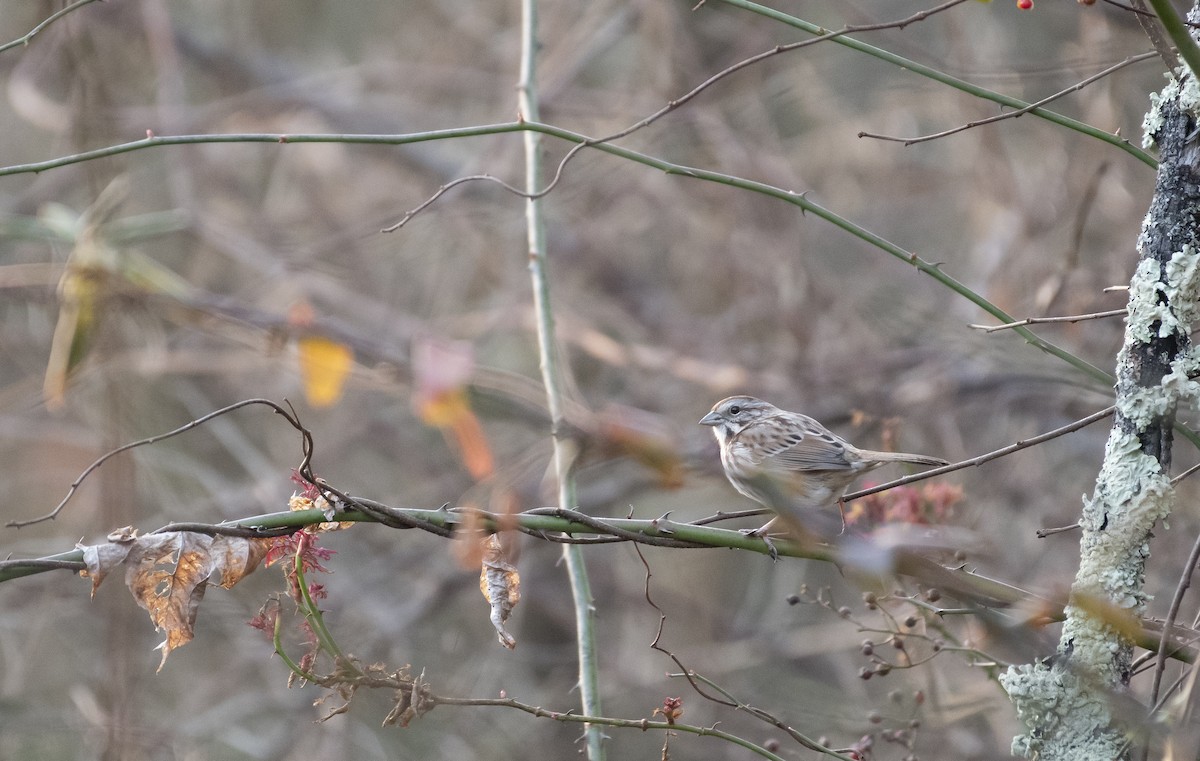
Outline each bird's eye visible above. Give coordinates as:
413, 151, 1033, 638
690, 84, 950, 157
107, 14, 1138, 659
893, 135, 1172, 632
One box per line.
729, 405, 741, 415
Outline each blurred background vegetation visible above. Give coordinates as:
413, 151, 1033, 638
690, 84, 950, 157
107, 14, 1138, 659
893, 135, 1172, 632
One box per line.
0, 1, 1188, 759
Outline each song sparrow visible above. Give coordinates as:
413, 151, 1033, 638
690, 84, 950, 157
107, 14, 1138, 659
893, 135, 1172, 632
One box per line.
699, 395, 948, 535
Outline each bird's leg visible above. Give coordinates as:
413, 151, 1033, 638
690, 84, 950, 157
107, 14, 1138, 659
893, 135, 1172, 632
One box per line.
740, 516, 779, 538
740, 517, 781, 560
837, 499, 847, 535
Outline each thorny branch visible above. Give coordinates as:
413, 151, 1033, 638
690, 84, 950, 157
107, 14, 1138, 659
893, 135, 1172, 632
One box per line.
2, 400, 1118, 566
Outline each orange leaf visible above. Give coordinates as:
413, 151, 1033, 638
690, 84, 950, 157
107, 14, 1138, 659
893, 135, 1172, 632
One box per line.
418, 389, 495, 480
298, 336, 354, 408
448, 399, 495, 479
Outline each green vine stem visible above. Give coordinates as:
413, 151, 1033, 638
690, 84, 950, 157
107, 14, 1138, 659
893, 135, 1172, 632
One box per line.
517, 0, 605, 758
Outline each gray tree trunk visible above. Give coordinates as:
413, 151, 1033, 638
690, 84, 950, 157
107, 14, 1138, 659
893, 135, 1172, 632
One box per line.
1001, 63, 1200, 758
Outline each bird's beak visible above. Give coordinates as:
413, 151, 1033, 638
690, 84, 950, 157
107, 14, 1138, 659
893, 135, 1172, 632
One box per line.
698, 411, 722, 426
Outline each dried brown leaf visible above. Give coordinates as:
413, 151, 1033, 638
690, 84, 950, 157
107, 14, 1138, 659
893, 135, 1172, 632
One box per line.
76, 530, 268, 670
479, 534, 520, 650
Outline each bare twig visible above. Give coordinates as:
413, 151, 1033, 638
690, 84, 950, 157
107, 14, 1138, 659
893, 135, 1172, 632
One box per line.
1066, 163, 1111, 275
380, 174, 526, 233
1172, 459, 1200, 486
7, 398, 313, 529
845, 406, 1116, 502
634, 544, 856, 757
1149, 531, 1200, 711
969, 309, 1127, 333
1130, 0, 1181, 72
0, 0, 102, 55
859, 53, 1157, 146
1036, 523, 1081, 539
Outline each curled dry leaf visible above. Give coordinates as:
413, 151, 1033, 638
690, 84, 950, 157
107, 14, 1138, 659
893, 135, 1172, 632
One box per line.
478, 534, 521, 650
78, 531, 271, 671
288, 493, 354, 531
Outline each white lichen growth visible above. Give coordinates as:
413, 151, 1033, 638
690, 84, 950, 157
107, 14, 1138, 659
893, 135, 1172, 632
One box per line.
1005, 431, 1173, 759
1163, 245, 1200, 339
1143, 70, 1200, 149
1118, 245, 1200, 424
1002, 662, 1122, 759
1178, 65, 1200, 117
1143, 73, 1179, 149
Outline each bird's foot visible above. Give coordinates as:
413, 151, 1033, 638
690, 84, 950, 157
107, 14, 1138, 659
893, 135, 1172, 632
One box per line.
740, 522, 781, 560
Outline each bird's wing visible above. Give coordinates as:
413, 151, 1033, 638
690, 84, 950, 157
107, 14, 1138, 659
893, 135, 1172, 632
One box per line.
747, 413, 857, 473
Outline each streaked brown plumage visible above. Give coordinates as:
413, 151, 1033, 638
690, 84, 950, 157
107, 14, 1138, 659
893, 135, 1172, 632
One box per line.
699, 395, 948, 534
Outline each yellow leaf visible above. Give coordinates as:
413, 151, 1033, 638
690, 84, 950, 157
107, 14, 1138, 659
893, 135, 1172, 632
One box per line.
298, 336, 354, 407
41, 179, 129, 410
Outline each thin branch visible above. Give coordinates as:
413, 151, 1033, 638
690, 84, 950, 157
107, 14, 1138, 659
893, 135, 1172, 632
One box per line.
6, 398, 313, 529
521, 508, 706, 548
716, 0, 1155, 168
1065, 162, 1111, 276
636, 545, 737, 707
615, 0, 972, 145
634, 545, 857, 757
380, 174, 526, 233
1149, 531, 1200, 710
428, 697, 801, 761
859, 53, 1158, 146
968, 308, 1127, 333
0, 122, 1132, 393
152, 522, 297, 538
1036, 523, 1081, 539
1144, 0, 1200, 78
845, 406, 1116, 502
0, 0, 102, 55
0, 558, 85, 573
1171, 459, 1200, 486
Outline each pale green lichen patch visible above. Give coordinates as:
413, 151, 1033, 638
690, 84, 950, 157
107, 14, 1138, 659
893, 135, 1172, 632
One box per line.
1143, 69, 1200, 149
1124, 257, 1167, 345
1162, 348, 1200, 406
1119, 245, 1200, 424
1165, 245, 1200, 330
1143, 73, 1179, 149
1002, 662, 1122, 759
1176, 65, 1200, 117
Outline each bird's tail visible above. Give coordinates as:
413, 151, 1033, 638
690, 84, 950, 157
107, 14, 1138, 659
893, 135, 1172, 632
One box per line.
858, 450, 949, 468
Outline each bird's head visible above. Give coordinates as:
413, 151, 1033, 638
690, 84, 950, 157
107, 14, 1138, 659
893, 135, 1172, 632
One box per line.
698, 396, 778, 441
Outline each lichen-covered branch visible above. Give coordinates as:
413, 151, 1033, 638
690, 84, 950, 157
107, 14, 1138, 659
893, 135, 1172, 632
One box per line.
1001, 60, 1200, 759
